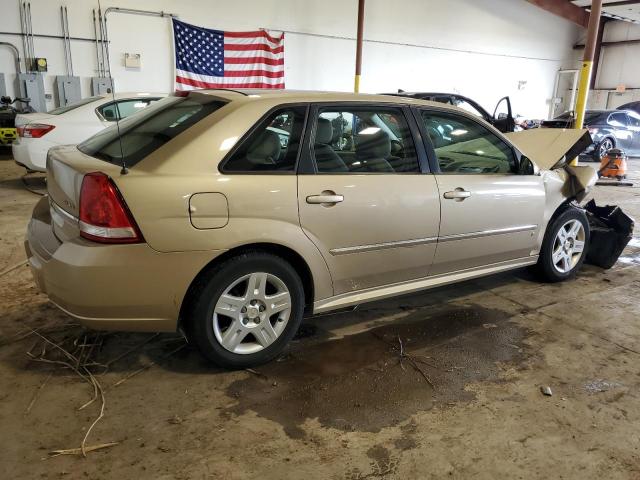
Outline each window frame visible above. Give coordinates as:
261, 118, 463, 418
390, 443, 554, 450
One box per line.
411, 106, 524, 175
94, 97, 162, 122
218, 103, 310, 175
298, 102, 431, 175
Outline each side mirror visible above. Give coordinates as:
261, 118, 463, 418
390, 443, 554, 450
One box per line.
519, 156, 539, 175
497, 113, 508, 120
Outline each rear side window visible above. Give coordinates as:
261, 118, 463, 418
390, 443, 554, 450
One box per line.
78, 93, 227, 168
221, 106, 306, 173
311, 107, 420, 173
48, 96, 104, 115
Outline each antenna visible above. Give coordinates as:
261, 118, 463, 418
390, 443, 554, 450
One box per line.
98, 0, 128, 175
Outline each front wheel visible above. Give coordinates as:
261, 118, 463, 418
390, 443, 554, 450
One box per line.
595, 138, 614, 162
186, 252, 305, 368
535, 207, 590, 282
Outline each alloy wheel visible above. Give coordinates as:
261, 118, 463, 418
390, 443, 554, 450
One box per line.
551, 219, 586, 274
599, 139, 613, 159
212, 272, 291, 354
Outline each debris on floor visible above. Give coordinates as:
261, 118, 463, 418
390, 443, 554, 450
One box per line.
540, 385, 553, 396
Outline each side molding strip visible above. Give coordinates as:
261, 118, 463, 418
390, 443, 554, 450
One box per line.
438, 224, 538, 243
330, 236, 438, 256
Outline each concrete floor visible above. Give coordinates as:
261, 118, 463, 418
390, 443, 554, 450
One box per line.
1, 150, 639, 479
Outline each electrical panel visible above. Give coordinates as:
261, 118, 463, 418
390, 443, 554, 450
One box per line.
55, 76, 81, 106
0, 73, 6, 97
91, 77, 114, 95
17, 73, 46, 112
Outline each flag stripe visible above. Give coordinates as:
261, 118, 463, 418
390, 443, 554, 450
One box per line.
223, 56, 284, 66
176, 76, 284, 89
223, 49, 283, 59
224, 30, 284, 43
223, 43, 284, 54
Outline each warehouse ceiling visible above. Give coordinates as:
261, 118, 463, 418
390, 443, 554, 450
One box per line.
572, 0, 640, 23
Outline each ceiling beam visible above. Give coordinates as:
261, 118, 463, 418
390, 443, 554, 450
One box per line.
525, 0, 590, 27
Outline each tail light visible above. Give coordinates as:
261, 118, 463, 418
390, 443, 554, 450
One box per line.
78, 172, 143, 244
18, 123, 56, 138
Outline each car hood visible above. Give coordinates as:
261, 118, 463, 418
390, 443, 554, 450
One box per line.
505, 127, 597, 202
504, 128, 592, 171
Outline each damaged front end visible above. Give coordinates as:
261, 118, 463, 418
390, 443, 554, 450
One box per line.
506, 128, 634, 269
584, 200, 635, 269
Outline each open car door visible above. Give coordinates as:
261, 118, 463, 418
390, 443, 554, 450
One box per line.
492, 96, 515, 133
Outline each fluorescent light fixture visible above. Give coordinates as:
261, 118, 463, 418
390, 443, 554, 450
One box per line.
359, 127, 381, 135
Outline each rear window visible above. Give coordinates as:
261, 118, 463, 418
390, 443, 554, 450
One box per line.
78, 93, 227, 167
48, 96, 104, 115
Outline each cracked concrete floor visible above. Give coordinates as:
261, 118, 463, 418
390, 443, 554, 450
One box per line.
0, 151, 639, 479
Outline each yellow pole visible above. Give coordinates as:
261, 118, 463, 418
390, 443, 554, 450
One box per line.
572, 0, 602, 165
354, 74, 361, 93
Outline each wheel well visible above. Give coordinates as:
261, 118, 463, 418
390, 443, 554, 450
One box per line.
178, 243, 315, 331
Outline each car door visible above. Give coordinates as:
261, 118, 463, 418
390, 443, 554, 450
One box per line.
416, 108, 546, 275
607, 112, 634, 152
297, 103, 441, 295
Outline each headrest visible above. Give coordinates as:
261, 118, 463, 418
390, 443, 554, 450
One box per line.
316, 118, 333, 144
247, 129, 281, 164
355, 129, 391, 159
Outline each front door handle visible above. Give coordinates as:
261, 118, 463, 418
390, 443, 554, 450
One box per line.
443, 188, 471, 201
306, 191, 344, 206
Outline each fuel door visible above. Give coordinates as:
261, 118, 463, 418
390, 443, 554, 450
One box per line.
188, 192, 229, 229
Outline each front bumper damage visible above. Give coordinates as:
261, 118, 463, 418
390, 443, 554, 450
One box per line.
584, 199, 635, 269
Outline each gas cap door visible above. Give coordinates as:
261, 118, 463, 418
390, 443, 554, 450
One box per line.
188, 193, 229, 229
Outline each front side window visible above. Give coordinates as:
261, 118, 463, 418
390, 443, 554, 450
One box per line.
311, 107, 419, 173
421, 111, 517, 174
222, 106, 306, 173
608, 112, 628, 128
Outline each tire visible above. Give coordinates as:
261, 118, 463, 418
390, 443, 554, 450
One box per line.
535, 206, 590, 282
595, 138, 614, 162
185, 252, 305, 368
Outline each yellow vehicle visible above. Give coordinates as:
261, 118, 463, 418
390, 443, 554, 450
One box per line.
0, 127, 18, 145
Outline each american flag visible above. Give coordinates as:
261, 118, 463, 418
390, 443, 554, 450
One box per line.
172, 19, 285, 90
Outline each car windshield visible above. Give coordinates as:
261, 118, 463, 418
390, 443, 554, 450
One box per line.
78, 93, 228, 168
47, 96, 104, 115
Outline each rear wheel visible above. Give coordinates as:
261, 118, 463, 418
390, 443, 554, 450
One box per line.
186, 252, 304, 368
535, 206, 589, 282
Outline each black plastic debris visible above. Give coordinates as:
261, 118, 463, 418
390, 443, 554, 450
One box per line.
585, 200, 635, 269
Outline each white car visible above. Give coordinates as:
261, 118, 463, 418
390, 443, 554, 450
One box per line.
13, 92, 165, 172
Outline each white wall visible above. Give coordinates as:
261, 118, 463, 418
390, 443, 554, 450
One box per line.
0, 0, 580, 118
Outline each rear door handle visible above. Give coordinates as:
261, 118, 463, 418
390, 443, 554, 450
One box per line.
306, 192, 344, 205
443, 188, 471, 201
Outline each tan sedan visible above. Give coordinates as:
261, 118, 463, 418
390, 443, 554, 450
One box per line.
25, 90, 597, 367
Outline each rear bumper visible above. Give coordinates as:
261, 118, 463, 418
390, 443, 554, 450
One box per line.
12, 138, 55, 172
25, 196, 223, 332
